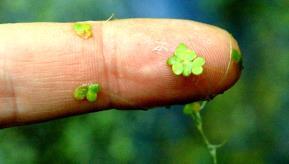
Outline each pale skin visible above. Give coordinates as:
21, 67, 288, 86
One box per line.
0, 19, 241, 128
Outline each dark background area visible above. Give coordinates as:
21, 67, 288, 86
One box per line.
0, 0, 288, 163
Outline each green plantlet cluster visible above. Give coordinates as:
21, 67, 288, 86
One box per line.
167, 43, 206, 77
73, 22, 93, 39
73, 83, 101, 102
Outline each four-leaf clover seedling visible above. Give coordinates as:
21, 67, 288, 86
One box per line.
73, 22, 93, 39
167, 43, 205, 77
73, 83, 101, 103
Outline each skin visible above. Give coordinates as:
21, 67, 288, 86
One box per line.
0, 19, 241, 128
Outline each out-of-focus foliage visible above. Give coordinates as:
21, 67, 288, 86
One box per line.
0, 0, 288, 163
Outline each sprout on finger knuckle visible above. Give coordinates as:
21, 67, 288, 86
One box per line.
73, 83, 101, 103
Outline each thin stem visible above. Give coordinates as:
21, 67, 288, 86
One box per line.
200, 101, 207, 110
190, 101, 220, 164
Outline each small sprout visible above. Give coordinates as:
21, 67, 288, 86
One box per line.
73, 83, 101, 103
73, 22, 93, 39
167, 43, 206, 77
231, 49, 243, 70
183, 102, 203, 115
231, 49, 242, 63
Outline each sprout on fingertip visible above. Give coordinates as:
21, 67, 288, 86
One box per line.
167, 43, 206, 77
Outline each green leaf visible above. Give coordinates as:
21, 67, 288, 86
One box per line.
231, 49, 242, 63
88, 83, 101, 93
185, 50, 197, 61
175, 43, 189, 58
192, 57, 205, 67
172, 63, 184, 75
175, 50, 187, 60
182, 62, 193, 77
191, 57, 205, 75
86, 90, 97, 102
86, 83, 101, 102
167, 56, 180, 65
175, 49, 197, 61
73, 85, 88, 101
177, 49, 197, 61
176, 43, 188, 51
175, 44, 197, 61
192, 67, 203, 75
183, 103, 194, 115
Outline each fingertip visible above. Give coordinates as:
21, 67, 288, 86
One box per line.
102, 19, 244, 106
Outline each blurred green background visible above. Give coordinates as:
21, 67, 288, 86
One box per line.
0, 0, 288, 163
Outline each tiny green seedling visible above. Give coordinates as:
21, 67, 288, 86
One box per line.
231, 49, 242, 63
73, 83, 101, 102
167, 43, 206, 77
231, 49, 243, 70
73, 22, 93, 39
